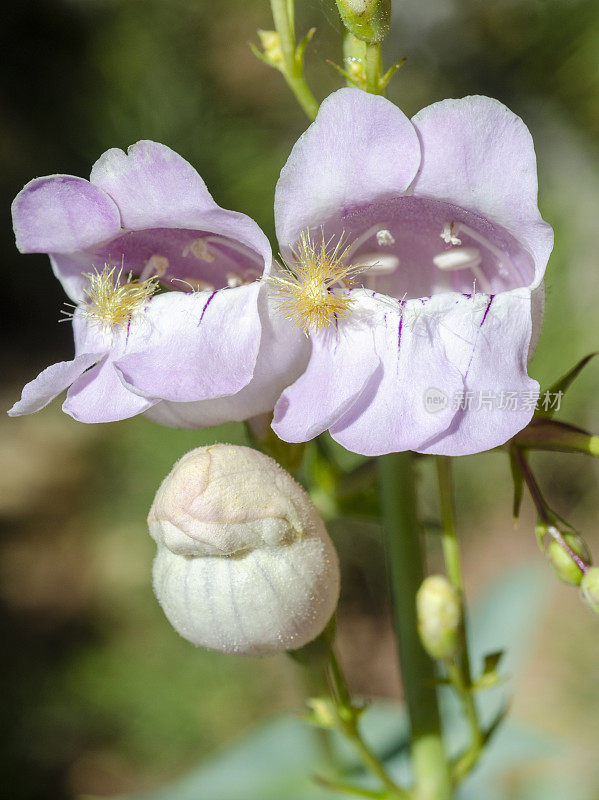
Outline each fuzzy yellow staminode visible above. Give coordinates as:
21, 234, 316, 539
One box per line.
73, 265, 159, 329
268, 231, 368, 335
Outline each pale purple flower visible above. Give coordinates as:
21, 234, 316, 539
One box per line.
270, 89, 553, 456
9, 141, 308, 426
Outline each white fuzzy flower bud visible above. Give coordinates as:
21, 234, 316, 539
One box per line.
148, 445, 340, 656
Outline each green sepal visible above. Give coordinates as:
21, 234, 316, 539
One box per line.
472, 650, 506, 690
512, 417, 599, 457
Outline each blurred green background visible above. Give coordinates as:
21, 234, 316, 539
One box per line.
2, 0, 599, 798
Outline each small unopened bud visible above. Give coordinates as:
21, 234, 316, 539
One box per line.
335, 0, 391, 43
580, 567, 599, 614
547, 533, 591, 586
148, 445, 340, 656
257, 29, 284, 67
416, 575, 461, 660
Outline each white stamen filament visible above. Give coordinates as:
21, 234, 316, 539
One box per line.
171, 276, 215, 293
202, 236, 264, 266
433, 246, 491, 293
453, 222, 520, 284
355, 252, 400, 275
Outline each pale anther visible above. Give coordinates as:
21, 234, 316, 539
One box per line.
440, 222, 462, 246
376, 229, 395, 246
183, 238, 215, 262
145, 254, 169, 277
227, 272, 244, 288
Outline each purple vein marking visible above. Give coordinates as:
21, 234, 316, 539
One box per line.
198, 290, 217, 326
465, 295, 496, 379
480, 295, 495, 327
397, 315, 403, 351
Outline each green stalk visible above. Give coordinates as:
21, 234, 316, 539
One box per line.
342, 33, 382, 93
270, 0, 319, 120
378, 452, 452, 800
327, 650, 407, 799
364, 41, 382, 93
435, 456, 484, 781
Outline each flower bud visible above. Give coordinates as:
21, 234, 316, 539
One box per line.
148, 445, 340, 656
257, 29, 284, 68
547, 533, 591, 586
580, 567, 599, 614
416, 575, 461, 661
335, 0, 391, 43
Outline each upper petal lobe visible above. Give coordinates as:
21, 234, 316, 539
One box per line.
275, 88, 421, 247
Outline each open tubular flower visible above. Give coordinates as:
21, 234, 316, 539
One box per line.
148, 445, 340, 656
9, 141, 308, 426
271, 88, 553, 456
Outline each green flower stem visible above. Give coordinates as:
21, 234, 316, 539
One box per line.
510, 446, 551, 523
343, 31, 366, 85
364, 42, 382, 93
326, 648, 409, 799
269, 0, 319, 120
378, 452, 452, 800
315, 775, 388, 799
342, 32, 382, 93
435, 456, 484, 782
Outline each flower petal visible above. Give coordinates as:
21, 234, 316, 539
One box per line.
329, 295, 463, 455
90, 140, 216, 230
272, 307, 381, 443
274, 88, 421, 246
90, 140, 272, 269
417, 289, 538, 455
411, 96, 553, 287
12, 176, 121, 254
63, 357, 157, 422
7, 352, 103, 416
145, 284, 311, 428
114, 283, 262, 403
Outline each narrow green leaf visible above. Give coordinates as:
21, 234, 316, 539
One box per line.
296, 27, 316, 63
537, 352, 598, 418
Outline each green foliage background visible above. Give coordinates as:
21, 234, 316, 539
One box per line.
1, 1, 599, 798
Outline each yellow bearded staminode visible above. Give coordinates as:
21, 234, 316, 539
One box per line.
268, 230, 369, 335
74, 265, 159, 329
